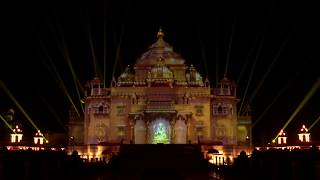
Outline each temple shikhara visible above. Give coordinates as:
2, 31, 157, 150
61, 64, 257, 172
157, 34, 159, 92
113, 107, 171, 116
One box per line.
68, 29, 252, 160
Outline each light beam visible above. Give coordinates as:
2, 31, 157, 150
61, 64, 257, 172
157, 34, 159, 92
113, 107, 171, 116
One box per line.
0, 80, 40, 131
252, 73, 297, 127
112, 23, 125, 78
35, 89, 67, 132
236, 35, 259, 84
35, 32, 81, 117
224, 2, 238, 76
273, 78, 320, 141
103, 0, 107, 88
310, 115, 320, 130
215, 16, 219, 86
238, 35, 264, 115
197, 28, 208, 77
243, 34, 291, 112
0, 114, 14, 133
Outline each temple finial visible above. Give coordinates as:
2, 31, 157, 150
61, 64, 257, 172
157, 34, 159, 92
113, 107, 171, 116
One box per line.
157, 26, 164, 39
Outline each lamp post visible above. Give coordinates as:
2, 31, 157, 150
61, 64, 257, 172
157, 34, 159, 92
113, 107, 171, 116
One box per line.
70, 136, 75, 152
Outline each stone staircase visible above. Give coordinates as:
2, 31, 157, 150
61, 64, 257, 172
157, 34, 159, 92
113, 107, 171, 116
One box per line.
108, 144, 211, 179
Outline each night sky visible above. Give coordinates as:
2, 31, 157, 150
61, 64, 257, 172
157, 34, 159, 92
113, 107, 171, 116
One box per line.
1, 0, 319, 144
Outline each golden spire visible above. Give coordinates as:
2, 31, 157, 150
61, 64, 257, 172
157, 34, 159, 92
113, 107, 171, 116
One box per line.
157, 27, 164, 39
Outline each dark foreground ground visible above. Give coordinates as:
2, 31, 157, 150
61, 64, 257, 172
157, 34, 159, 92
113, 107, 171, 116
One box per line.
0, 144, 214, 180
1, 145, 320, 179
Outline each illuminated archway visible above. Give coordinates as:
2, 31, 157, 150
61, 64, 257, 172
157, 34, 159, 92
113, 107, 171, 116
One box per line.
150, 118, 171, 144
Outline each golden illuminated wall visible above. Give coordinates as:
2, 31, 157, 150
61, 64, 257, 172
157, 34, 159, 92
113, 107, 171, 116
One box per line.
79, 30, 251, 146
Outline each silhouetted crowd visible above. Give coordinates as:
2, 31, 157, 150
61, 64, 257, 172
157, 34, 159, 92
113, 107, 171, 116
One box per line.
0, 146, 108, 180
2, 144, 319, 179
217, 146, 320, 180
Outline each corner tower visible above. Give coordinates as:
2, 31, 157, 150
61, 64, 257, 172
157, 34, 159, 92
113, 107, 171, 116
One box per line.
212, 75, 238, 145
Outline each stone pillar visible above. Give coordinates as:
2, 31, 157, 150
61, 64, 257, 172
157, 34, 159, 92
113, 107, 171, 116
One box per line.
134, 116, 146, 144
146, 120, 150, 144
129, 121, 134, 144
175, 115, 187, 144
170, 118, 176, 144
186, 115, 191, 143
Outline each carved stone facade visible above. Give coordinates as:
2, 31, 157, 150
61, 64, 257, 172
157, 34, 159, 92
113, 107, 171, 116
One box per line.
69, 29, 251, 146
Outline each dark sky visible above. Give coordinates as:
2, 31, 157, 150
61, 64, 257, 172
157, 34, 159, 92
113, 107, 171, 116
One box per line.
1, 0, 319, 144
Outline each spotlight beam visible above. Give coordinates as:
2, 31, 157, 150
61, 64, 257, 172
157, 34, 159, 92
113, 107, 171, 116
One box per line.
46, 15, 84, 114
51, 11, 85, 94
238, 35, 264, 115
54, 19, 85, 113
236, 35, 259, 85
0, 114, 15, 133
215, 15, 219, 86
310, 115, 320, 130
87, 22, 102, 78
243, 34, 291, 112
103, 0, 107, 88
201, 46, 208, 78
61, 41, 85, 113
112, 23, 125, 78
273, 78, 320, 141
112, 0, 131, 78
252, 73, 297, 127
35, 88, 67, 132
239, 3, 273, 114
197, 28, 208, 77
224, 2, 238, 76
34, 31, 81, 117
0, 80, 40, 131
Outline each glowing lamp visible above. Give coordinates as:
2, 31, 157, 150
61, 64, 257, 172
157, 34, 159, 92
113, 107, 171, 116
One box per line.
277, 129, 287, 144
11, 125, 23, 143
34, 130, 44, 145
298, 125, 310, 143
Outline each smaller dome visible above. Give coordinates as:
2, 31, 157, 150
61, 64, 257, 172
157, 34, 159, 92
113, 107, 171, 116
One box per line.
148, 58, 173, 79
186, 64, 204, 86
117, 65, 134, 86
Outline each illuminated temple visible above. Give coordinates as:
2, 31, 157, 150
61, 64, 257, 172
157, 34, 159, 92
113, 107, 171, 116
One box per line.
68, 29, 252, 160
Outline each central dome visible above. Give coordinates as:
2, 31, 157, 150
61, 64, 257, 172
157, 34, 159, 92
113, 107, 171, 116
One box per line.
135, 28, 185, 66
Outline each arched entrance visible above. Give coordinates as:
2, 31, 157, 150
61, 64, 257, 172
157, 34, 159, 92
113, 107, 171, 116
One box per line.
149, 118, 171, 144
